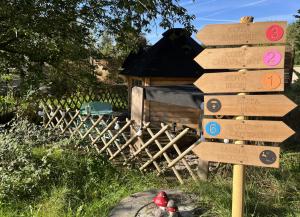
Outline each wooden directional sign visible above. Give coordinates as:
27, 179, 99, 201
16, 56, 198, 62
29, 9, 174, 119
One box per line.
204, 95, 297, 117
193, 142, 280, 168
196, 21, 287, 46
194, 46, 285, 69
203, 118, 295, 142
194, 69, 284, 93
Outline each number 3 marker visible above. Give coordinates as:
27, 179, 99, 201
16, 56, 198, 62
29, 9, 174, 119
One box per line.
266, 25, 284, 41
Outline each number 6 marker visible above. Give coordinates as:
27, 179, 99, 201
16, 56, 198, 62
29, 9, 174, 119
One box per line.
205, 121, 221, 137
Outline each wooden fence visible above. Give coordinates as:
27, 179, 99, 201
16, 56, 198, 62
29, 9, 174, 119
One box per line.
42, 103, 203, 184
40, 85, 128, 111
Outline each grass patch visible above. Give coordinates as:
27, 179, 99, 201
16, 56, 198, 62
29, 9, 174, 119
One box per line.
1, 149, 299, 217
182, 152, 300, 217
0, 146, 172, 217
0, 120, 299, 216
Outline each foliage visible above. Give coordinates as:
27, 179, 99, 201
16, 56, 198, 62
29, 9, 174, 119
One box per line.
294, 9, 300, 65
0, 119, 60, 200
0, 119, 171, 216
96, 32, 147, 83
286, 10, 300, 65
0, 0, 195, 94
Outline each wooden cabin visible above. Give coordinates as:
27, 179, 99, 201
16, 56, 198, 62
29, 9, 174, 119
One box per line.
121, 28, 205, 130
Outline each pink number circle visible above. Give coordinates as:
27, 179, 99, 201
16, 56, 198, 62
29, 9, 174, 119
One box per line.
263, 50, 282, 66
266, 25, 284, 41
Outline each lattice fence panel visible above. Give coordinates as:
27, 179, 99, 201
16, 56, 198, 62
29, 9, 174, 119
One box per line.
42, 104, 202, 184
40, 85, 128, 111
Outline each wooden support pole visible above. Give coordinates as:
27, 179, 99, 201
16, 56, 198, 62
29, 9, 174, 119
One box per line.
131, 86, 144, 149
232, 16, 254, 217
131, 86, 144, 127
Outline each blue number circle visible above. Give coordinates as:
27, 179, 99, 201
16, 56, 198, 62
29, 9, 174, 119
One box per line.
205, 121, 221, 136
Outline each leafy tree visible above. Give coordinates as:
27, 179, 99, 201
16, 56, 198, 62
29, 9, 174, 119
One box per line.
294, 9, 300, 65
97, 32, 148, 83
0, 0, 195, 94
287, 23, 300, 65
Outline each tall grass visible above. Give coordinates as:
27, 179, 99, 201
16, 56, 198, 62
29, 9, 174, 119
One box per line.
0, 119, 299, 217
182, 152, 300, 217
0, 146, 172, 217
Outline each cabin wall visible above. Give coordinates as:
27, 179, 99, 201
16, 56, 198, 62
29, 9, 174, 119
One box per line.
127, 75, 201, 130
126, 76, 197, 111
150, 77, 196, 86
144, 77, 198, 127
147, 101, 201, 130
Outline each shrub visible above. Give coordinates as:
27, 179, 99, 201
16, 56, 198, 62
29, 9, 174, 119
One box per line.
0, 133, 49, 200
0, 119, 65, 201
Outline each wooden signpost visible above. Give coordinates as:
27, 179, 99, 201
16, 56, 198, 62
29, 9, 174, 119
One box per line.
204, 95, 297, 116
193, 142, 280, 168
192, 17, 297, 217
194, 69, 284, 93
194, 46, 285, 69
196, 21, 287, 46
202, 118, 294, 142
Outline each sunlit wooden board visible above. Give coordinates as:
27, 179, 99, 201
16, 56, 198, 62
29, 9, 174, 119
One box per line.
193, 142, 280, 168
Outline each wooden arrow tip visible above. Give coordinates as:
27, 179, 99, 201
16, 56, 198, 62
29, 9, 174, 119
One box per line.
193, 74, 207, 92
281, 123, 295, 141
282, 96, 298, 115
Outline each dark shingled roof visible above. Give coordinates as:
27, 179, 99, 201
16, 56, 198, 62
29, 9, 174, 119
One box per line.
121, 28, 205, 77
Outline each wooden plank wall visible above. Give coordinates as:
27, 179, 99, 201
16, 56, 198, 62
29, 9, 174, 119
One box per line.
150, 77, 196, 86
148, 101, 201, 130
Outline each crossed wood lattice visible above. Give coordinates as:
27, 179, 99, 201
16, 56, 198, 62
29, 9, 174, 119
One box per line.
42, 104, 203, 184
40, 85, 128, 111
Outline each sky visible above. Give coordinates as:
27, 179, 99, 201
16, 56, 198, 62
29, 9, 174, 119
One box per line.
146, 0, 299, 44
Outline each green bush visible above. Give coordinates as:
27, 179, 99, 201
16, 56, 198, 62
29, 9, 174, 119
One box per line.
0, 119, 75, 201
0, 119, 169, 216
0, 120, 53, 200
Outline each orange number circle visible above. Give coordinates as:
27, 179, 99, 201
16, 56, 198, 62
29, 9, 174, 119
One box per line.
261, 73, 281, 90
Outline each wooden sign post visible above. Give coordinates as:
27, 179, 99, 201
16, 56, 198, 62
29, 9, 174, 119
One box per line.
193, 142, 280, 168
194, 69, 284, 93
192, 16, 296, 217
204, 95, 297, 117
202, 118, 294, 142
196, 21, 287, 46
194, 46, 285, 69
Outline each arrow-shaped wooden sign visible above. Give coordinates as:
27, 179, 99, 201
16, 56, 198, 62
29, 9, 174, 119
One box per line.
196, 21, 287, 46
204, 95, 297, 117
194, 46, 285, 69
193, 142, 280, 168
203, 118, 295, 142
194, 69, 284, 93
